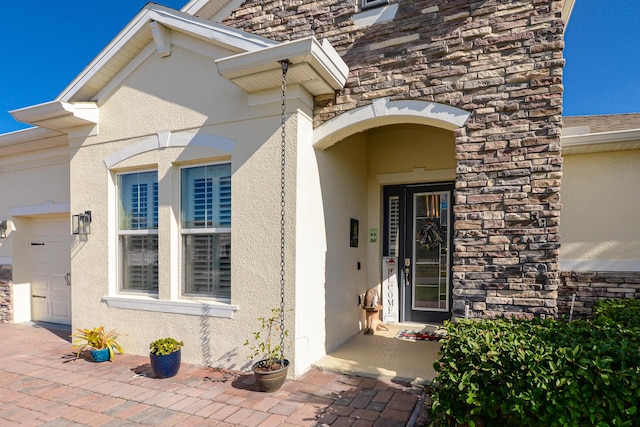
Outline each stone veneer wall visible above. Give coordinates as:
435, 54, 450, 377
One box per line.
559, 271, 640, 320
0, 265, 12, 323
222, 0, 565, 319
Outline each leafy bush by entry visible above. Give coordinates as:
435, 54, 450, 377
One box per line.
594, 298, 640, 329
430, 311, 640, 426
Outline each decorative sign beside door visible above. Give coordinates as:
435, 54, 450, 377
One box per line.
382, 257, 399, 323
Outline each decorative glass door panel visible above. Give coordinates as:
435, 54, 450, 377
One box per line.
412, 191, 449, 312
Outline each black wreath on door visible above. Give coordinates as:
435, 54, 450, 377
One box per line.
418, 219, 444, 249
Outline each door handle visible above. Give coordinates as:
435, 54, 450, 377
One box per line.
32, 295, 46, 299
404, 258, 411, 287
65, 273, 71, 287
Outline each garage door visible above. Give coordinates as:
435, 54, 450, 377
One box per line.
31, 218, 71, 325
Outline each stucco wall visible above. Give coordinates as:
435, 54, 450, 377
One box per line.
367, 125, 456, 176
293, 111, 330, 372
315, 131, 369, 353
0, 147, 69, 259
70, 43, 314, 374
0, 141, 70, 324
560, 149, 640, 270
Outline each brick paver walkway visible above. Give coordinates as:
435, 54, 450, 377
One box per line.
0, 323, 422, 426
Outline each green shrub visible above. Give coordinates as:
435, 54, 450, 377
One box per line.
594, 298, 640, 329
430, 313, 640, 426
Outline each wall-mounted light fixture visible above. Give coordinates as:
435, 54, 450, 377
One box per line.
72, 211, 92, 235
0, 220, 7, 239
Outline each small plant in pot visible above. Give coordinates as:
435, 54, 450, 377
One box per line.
149, 337, 184, 379
72, 326, 124, 362
244, 308, 290, 392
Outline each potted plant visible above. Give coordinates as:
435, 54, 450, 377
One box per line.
71, 326, 124, 362
149, 337, 184, 378
244, 308, 290, 392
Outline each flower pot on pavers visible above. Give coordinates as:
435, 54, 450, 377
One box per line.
149, 337, 184, 378
72, 326, 124, 362
89, 347, 111, 363
244, 309, 290, 392
252, 358, 289, 392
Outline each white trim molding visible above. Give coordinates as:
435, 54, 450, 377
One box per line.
560, 260, 640, 272
57, 4, 278, 103
104, 131, 237, 169
313, 98, 471, 150
102, 296, 239, 318
561, 128, 640, 155
10, 101, 99, 132
10, 202, 70, 217
216, 36, 349, 97
150, 21, 171, 57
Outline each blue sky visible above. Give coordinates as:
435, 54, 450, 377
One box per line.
563, 1, 640, 117
1, 1, 638, 134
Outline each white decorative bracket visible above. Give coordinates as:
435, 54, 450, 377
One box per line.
150, 21, 171, 57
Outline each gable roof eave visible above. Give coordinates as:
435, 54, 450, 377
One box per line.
9, 101, 99, 132
0, 126, 66, 159
561, 128, 640, 155
57, 4, 279, 104
563, 0, 576, 25
181, 0, 244, 22
216, 37, 349, 97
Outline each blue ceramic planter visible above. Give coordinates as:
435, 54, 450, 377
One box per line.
90, 347, 111, 362
150, 349, 181, 378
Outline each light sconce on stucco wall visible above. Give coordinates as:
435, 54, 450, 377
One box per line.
72, 211, 92, 235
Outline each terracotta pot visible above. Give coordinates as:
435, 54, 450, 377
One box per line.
252, 359, 289, 392
150, 349, 181, 378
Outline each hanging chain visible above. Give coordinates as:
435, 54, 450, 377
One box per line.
278, 59, 288, 362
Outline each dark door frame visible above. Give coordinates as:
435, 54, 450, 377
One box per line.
383, 182, 454, 323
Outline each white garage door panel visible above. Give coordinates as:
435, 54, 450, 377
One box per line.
31, 219, 71, 325
31, 296, 50, 317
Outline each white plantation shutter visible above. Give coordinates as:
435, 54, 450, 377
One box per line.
181, 164, 231, 298
388, 195, 400, 257
183, 234, 230, 297
219, 176, 231, 226
118, 171, 159, 292
121, 234, 159, 291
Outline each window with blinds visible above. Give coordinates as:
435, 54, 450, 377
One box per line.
181, 164, 231, 299
118, 171, 159, 293
361, 0, 388, 10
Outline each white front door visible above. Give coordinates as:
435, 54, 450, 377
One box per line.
31, 218, 71, 325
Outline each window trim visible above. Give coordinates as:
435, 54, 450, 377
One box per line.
179, 161, 232, 302
102, 295, 239, 318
